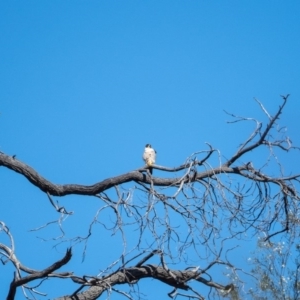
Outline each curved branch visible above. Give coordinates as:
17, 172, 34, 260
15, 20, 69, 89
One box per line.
0, 152, 249, 197
55, 264, 231, 300
224, 95, 290, 167
7, 248, 72, 300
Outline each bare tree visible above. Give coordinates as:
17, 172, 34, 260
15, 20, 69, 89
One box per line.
1, 95, 299, 300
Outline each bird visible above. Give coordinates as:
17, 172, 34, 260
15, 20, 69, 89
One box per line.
143, 144, 156, 174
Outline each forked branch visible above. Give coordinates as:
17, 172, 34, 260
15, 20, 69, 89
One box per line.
224, 95, 290, 167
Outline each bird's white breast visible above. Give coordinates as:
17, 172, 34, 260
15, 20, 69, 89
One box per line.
143, 148, 156, 164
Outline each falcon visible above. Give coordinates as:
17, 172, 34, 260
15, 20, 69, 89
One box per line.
143, 144, 156, 174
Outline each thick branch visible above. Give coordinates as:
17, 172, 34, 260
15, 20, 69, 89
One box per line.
55, 264, 230, 300
0, 152, 248, 197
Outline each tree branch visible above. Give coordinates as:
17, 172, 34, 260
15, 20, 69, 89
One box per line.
54, 264, 230, 300
7, 248, 72, 300
224, 95, 290, 167
0, 152, 250, 197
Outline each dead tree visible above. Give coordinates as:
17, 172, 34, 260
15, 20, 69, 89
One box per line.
0, 95, 299, 300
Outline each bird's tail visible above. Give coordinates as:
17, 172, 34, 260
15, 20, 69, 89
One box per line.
146, 159, 153, 174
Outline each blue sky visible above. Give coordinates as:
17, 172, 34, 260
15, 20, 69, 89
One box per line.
1, 1, 300, 299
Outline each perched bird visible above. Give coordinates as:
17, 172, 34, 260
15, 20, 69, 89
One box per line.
143, 144, 156, 174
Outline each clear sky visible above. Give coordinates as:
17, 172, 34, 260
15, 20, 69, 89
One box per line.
0, 1, 300, 299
